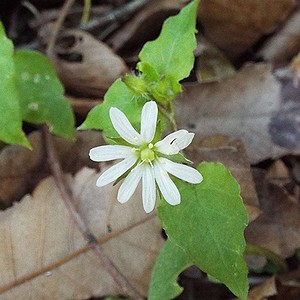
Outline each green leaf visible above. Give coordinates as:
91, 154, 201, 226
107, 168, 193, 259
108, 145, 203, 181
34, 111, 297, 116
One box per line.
139, 0, 200, 82
79, 79, 167, 142
149, 239, 191, 300
0, 23, 30, 148
157, 162, 249, 300
14, 50, 75, 139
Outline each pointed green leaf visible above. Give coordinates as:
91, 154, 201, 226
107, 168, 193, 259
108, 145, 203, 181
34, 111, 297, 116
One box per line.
149, 239, 191, 300
139, 0, 200, 82
0, 23, 30, 148
14, 50, 75, 139
158, 162, 249, 300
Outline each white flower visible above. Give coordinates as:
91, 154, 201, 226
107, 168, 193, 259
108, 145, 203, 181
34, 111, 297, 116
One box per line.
89, 101, 203, 213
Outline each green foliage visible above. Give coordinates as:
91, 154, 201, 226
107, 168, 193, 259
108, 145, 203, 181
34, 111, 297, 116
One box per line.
81, 0, 200, 135
0, 23, 75, 148
157, 162, 249, 300
80, 2, 249, 298
15, 50, 74, 139
136, 0, 200, 103
148, 239, 191, 300
0, 23, 30, 148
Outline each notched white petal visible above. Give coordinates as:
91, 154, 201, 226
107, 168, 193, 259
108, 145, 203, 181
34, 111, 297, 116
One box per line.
89, 145, 133, 162
175, 132, 194, 150
159, 157, 203, 184
96, 155, 137, 187
117, 164, 143, 203
110, 107, 142, 145
142, 166, 156, 213
155, 129, 193, 155
141, 101, 158, 143
154, 161, 180, 205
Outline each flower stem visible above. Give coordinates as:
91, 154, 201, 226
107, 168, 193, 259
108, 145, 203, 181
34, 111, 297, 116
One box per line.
80, 0, 91, 26
158, 102, 178, 132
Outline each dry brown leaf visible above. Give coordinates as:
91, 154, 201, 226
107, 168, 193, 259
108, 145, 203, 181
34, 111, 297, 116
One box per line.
245, 170, 300, 259
176, 63, 300, 164
49, 29, 128, 97
195, 37, 236, 83
247, 276, 278, 300
108, 0, 186, 57
67, 95, 101, 117
0, 168, 163, 299
187, 136, 260, 221
258, 8, 300, 65
198, 0, 296, 59
0, 131, 103, 205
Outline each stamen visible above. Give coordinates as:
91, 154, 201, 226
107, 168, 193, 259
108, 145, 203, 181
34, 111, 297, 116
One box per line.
148, 143, 154, 149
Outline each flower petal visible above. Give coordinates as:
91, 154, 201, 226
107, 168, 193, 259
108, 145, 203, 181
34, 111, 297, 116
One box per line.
153, 161, 180, 205
89, 145, 133, 162
117, 164, 143, 203
96, 155, 137, 187
142, 165, 156, 213
140, 101, 158, 143
158, 157, 203, 184
110, 107, 142, 145
155, 130, 194, 155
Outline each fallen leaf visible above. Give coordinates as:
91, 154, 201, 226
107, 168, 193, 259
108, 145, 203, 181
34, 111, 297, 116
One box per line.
0, 168, 164, 299
247, 276, 277, 300
198, 0, 296, 59
245, 170, 300, 259
67, 95, 101, 118
195, 37, 236, 82
0, 131, 103, 205
248, 272, 300, 300
176, 63, 300, 163
48, 29, 128, 97
266, 160, 290, 187
257, 8, 300, 66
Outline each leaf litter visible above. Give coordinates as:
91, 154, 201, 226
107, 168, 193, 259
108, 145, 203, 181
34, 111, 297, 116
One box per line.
0, 0, 300, 299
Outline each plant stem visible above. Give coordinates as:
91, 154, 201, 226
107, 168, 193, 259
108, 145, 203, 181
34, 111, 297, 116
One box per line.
80, 0, 91, 26
158, 102, 178, 132
245, 243, 288, 273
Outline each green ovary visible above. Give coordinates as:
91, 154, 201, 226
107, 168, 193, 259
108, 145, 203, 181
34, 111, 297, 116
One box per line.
140, 146, 155, 162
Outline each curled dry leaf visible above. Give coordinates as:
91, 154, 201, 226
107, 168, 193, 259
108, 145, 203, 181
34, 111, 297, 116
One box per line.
258, 7, 300, 66
108, 0, 186, 57
0, 131, 103, 205
247, 276, 278, 300
195, 37, 236, 83
187, 136, 260, 221
0, 168, 164, 299
50, 29, 128, 97
176, 63, 300, 164
198, 0, 296, 59
245, 169, 300, 259
67, 95, 101, 117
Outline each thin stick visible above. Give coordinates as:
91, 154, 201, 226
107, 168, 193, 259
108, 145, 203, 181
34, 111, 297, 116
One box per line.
44, 1, 144, 297
42, 129, 144, 300
46, 0, 76, 58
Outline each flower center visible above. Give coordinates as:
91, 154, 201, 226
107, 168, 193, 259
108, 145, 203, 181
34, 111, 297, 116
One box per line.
140, 143, 155, 162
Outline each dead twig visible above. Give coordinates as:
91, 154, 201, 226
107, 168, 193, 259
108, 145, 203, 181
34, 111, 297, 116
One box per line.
46, 0, 76, 58
42, 126, 144, 299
